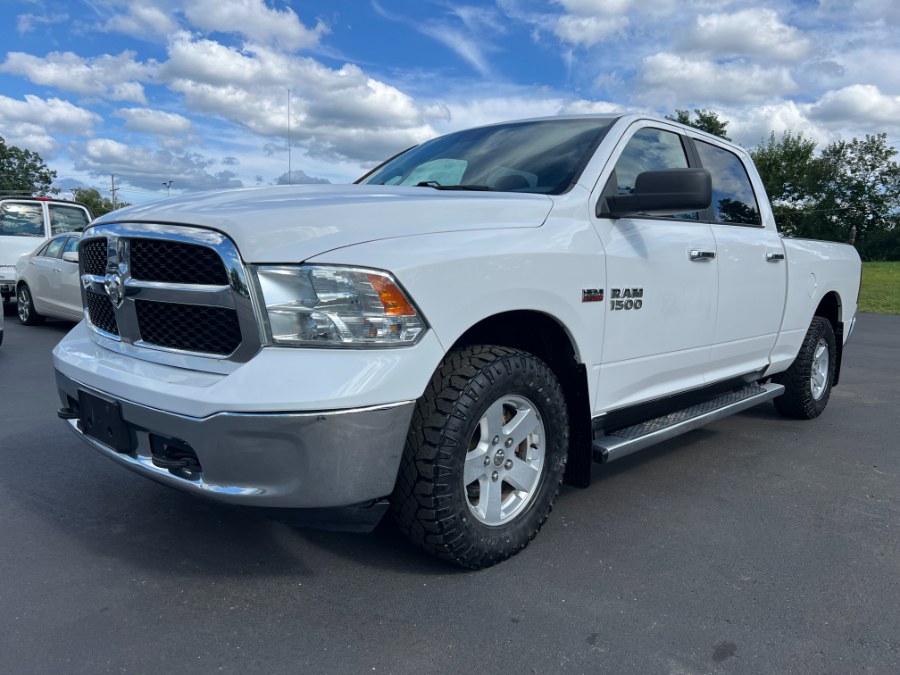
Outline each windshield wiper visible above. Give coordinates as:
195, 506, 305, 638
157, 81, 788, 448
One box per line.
415, 181, 494, 191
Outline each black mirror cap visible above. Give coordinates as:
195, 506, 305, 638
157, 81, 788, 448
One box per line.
602, 168, 712, 218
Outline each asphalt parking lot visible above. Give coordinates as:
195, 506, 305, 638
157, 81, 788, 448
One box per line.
1, 307, 898, 674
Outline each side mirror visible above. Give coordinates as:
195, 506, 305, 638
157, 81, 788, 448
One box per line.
601, 168, 711, 218
62, 251, 79, 263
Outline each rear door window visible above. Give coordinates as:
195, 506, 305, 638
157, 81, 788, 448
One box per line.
0, 202, 45, 237
694, 141, 762, 226
49, 204, 90, 235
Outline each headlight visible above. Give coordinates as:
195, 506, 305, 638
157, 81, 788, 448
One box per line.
254, 265, 427, 347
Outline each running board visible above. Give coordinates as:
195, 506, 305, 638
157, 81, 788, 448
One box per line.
592, 382, 784, 464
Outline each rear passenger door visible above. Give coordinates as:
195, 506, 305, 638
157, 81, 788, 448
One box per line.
30, 236, 66, 313
692, 139, 787, 381
590, 123, 719, 411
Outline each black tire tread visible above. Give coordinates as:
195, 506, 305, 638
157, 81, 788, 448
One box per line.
391, 345, 568, 569
773, 316, 835, 419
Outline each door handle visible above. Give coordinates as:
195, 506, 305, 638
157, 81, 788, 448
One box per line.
689, 249, 716, 261
766, 252, 785, 262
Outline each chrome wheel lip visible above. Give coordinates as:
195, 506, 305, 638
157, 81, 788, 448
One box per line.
17, 287, 29, 323
463, 393, 545, 527
810, 337, 829, 400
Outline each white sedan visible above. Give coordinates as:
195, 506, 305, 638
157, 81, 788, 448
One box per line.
15, 232, 84, 325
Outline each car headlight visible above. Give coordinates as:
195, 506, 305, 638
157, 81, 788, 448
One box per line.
253, 265, 427, 347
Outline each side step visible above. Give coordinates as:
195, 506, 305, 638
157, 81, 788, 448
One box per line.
592, 382, 784, 464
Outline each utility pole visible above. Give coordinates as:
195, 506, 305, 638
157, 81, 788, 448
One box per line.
111, 174, 118, 209
287, 88, 292, 185
162, 180, 173, 197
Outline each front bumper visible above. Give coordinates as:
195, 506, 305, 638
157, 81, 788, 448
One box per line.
57, 370, 414, 509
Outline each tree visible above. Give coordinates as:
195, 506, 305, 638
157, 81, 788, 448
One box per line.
0, 136, 57, 195
666, 109, 731, 140
749, 130, 900, 259
814, 134, 900, 248
73, 187, 130, 217
749, 131, 820, 237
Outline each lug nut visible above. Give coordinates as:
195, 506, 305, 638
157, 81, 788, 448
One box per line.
505, 438, 513, 448
492, 435, 500, 445
504, 459, 513, 470
484, 457, 490, 466
491, 471, 499, 482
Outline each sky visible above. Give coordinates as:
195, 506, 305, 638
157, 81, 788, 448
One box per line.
2, 0, 900, 204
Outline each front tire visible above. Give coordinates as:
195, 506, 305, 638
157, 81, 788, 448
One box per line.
773, 316, 836, 419
17, 283, 44, 326
392, 345, 569, 569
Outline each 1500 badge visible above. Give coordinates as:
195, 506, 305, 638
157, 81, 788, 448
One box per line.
610, 287, 643, 310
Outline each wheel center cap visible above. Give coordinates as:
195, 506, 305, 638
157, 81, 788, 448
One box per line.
493, 449, 505, 466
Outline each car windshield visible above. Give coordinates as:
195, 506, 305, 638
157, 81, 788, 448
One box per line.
358, 118, 617, 195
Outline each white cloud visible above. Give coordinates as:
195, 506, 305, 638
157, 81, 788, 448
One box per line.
680, 9, 811, 63
554, 15, 629, 46
824, 46, 900, 96
725, 101, 829, 149
636, 53, 797, 105
158, 35, 439, 162
75, 138, 244, 191
183, 0, 326, 50
844, 0, 900, 26
114, 108, 192, 135
437, 96, 565, 133
417, 24, 493, 76
560, 99, 626, 115
17, 12, 68, 34
161, 33, 278, 86
809, 84, 900, 131
102, 5, 179, 38
0, 94, 100, 154
0, 51, 155, 103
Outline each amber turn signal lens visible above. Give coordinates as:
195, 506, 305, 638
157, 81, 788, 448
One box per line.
367, 273, 417, 316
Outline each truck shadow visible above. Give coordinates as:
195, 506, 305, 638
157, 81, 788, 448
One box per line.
0, 403, 787, 578
0, 424, 460, 578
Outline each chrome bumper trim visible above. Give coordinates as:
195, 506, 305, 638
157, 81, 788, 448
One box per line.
57, 370, 414, 508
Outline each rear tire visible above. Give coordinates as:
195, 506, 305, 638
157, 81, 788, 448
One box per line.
391, 345, 569, 569
17, 283, 44, 326
773, 316, 835, 419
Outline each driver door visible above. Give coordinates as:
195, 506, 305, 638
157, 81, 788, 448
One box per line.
589, 123, 718, 412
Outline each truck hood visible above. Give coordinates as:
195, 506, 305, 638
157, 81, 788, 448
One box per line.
94, 185, 554, 263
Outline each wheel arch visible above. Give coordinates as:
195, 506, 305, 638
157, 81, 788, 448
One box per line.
814, 290, 844, 387
449, 310, 593, 488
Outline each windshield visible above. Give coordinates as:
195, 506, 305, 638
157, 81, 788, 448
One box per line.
358, 118, 617, 195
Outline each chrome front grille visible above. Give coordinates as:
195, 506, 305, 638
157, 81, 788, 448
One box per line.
78, 224, 260, 366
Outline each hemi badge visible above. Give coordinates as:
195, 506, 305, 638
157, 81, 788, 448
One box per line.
582, 288, 604, 302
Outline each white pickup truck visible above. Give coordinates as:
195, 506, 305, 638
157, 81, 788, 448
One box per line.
54, 115, 861, 568
1, 196, 92, 304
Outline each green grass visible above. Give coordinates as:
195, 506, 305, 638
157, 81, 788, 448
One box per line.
860, 262, 900, 314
